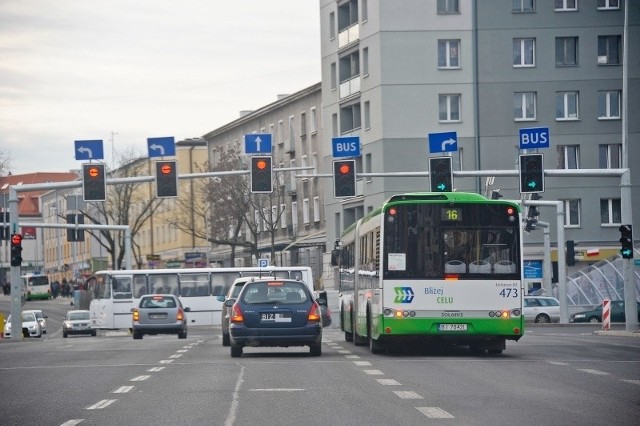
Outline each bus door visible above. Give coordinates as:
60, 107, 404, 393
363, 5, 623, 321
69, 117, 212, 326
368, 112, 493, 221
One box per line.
111, 275, 134, 329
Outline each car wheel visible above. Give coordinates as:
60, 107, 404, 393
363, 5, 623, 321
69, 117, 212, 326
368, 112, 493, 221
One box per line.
63, 331, 68, 338
133, 330, 143, 339
535, 314, 550, 324
178, 330, 187, 339
310, 342, 322, 356
588, 316, 601, 323
230, 344, 243, 358
91, 330, 97, 337
222, 332, 230, 347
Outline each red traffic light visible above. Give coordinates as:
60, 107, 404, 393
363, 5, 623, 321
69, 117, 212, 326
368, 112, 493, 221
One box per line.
256, 159, 268, 170
88, 166, 100, 178
11, 234, 22, 245
339, 163, 351, 174
160, 164, 173, 175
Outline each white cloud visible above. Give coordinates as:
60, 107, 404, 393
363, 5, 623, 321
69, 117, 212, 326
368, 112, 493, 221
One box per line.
0, 0, 321, 174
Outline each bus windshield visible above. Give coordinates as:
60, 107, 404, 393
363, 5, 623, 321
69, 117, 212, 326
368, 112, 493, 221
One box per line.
383, 202, 520, 279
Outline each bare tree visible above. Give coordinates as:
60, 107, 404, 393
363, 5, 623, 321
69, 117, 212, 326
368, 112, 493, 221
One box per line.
0, 148, 11, 176
81, 150, 162, 269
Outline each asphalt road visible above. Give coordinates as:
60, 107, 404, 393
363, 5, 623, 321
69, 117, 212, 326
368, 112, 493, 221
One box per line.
1, 297, 639, 426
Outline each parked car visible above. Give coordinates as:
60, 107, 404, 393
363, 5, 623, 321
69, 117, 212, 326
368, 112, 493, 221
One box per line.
63, 310, 96, 337
132, 294, 190, 339
570, 301, 640, 323
523, 296, 560, 323
23, 309, 47, 334
3, 312, 42, 338
225, 278, 323, 357
217, 276, 275, 346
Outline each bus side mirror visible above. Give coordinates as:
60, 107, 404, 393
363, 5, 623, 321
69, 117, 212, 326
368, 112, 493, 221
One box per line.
330, 249, 340, 266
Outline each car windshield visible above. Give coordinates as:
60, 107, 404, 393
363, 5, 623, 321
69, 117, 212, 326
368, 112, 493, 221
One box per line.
22, 313, 36, 322
241, 281, 308, 304
68, 312, 90, 320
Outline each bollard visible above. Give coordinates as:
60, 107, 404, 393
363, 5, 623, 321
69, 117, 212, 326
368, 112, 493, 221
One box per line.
602, 299, 611, 331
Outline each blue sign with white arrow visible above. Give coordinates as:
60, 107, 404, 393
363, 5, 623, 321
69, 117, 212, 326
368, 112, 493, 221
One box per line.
244, 134, 272, 154
332, 136, 360, 157
147, 137, 176, 158
519, 127, 550, 149
74, 140, 104, 160
428, 132, 458, 153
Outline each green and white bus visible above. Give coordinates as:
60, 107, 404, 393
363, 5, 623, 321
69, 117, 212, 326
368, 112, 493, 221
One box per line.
333, 192, 524, 355
21, 274, 51, 301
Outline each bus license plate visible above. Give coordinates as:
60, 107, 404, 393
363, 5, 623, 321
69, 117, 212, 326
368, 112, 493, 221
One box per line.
438, 324, 467, 332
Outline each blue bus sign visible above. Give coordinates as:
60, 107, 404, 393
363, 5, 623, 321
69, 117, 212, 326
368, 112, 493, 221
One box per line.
332, 136, 360, 157
428, 132, 458, 153
245, 134, 272, 154
75, 140, 104, 160
147, 137, 176, 158
519, 127, 550, 149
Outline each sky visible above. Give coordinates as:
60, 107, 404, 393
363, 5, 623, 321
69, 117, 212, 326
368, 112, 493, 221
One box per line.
0, 0, 321, 175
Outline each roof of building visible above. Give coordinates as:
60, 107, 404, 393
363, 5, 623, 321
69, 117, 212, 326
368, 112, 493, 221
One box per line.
0, 171, 79, 217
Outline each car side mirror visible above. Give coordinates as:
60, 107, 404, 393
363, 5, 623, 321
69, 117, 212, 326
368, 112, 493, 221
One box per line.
216, 295, 225, 303
184, 307, 191, 312
316, 298, 327, 307
224, 299, 235, 307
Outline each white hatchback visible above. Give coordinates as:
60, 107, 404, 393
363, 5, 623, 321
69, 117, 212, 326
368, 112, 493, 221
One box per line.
523, 296, 560, 323
3, 311, 42, 338
23, 309, 47, 334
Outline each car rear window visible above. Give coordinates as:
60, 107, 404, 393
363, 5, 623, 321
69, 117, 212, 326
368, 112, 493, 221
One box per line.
241, 281, 308, 304
140, 296, 177, 309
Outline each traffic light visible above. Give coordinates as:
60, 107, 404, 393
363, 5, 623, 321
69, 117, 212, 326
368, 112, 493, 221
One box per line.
566, 240, 576, 266
10, 233, 23, 267
82, 163, 107, 201
619, 224, 633, 259
333, 159, 356, 198
66, 214, 85, 242
519, 154, 544, 194
429, 157, 453, 192
250, 156, 273, 193
155, 160, 178, 198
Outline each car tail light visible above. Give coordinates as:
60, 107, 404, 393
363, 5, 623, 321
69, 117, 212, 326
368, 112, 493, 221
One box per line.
308, 303, 321, 322
176, 308, 185, 321
132, 309, 139, 322
230, 304, 244, 323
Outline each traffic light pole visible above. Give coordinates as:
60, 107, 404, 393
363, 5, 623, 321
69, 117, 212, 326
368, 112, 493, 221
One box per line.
8, 187, 22, 339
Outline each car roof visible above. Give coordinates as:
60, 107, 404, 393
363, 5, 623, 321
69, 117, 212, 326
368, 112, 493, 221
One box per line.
232, 276, 276, 285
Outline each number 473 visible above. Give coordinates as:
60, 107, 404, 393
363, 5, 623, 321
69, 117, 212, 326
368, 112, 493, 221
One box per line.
499, 288, 518, 298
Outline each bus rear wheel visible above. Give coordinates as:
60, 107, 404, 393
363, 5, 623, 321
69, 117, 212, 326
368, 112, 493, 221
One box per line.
368, 316, 384, 354
343, 308, 353, 342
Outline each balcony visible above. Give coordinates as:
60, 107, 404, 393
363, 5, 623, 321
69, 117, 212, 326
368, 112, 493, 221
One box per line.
338, 23, 359, 49
339, 75, 361, 99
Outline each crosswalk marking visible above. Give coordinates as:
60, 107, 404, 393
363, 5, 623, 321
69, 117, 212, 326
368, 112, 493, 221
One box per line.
363, 369, 384, 375
86, 399, 117, 410
393, 391, 423, 399
416, 407, 454, 418
130, 375, 151, 381
112, 386, 134, 394
377, 379, 401, 386
578, 368, 609, 375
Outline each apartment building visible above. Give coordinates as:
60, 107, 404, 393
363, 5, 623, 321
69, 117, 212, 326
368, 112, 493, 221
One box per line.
319, 0, 638, 278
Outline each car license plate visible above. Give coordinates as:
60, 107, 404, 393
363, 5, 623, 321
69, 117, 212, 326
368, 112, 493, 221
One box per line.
261, 313, 291, 323
149, 314, 166, 320
438, 324, 467, 332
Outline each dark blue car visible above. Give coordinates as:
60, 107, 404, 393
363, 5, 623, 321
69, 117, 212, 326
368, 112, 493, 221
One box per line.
224, 279, 323, 357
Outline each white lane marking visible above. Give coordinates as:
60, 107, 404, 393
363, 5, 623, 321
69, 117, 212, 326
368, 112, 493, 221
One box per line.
86, 399, 117, 410
159, 359, 174, 364
363, 369, 384, 375
337, 350, 351, 354
169, 354, 182, 359
345, 355, 361, 359
249, 388, 305, 392
416, 407, 455, 419
377, 379, 401, 386
393, 391, 423, 399
60, 420, 84, 426
622, 379, 640, 385
578, 369, 609, 375
224, 365, 245, 426
148, 367, 165, 372
354, 361, 372, 366
130, 375, 151, 381
177, 349, 188, 353
546, 361, 570, 366
112, 386, 134, 393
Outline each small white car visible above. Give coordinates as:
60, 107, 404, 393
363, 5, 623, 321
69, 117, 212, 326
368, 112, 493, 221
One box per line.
63, 310, 96, 337
523, 296, 560, 323
3, 311, 42, 338
23, 309, 47, 334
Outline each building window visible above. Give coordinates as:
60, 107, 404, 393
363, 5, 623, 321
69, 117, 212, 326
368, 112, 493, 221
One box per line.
555, 37, 578, 66
598, 35, 621, 65
514, 92, 536, 121
291, 201, 298, 229
598, 90, 621, 119
280, 204, 287, 229
340, 102, 362, 134
329, 12, 336, 40
362, 47, 369, 76
364, 100, 371, 129
300, 112, 307, 136
600, 198, 621, 225
310, 107, 317, 133
438, 40, 460, 69
597, 0, 620, 10
513, 38, 535, 67
555, 0, 577, 11
332, 113, 338, 137
362, 0, 368, 21
331, 62, 337, 90
513, 0, 535, 12
437, 0, 459, 14
303, 198, 310, 225
439, 94, 461, 122
599, 144, 622, 169
313, 197, 320, 222
555, 91, 579, 120
562, 199, 581, 227
278, 120, 284, 144
557, 145, 580, 169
